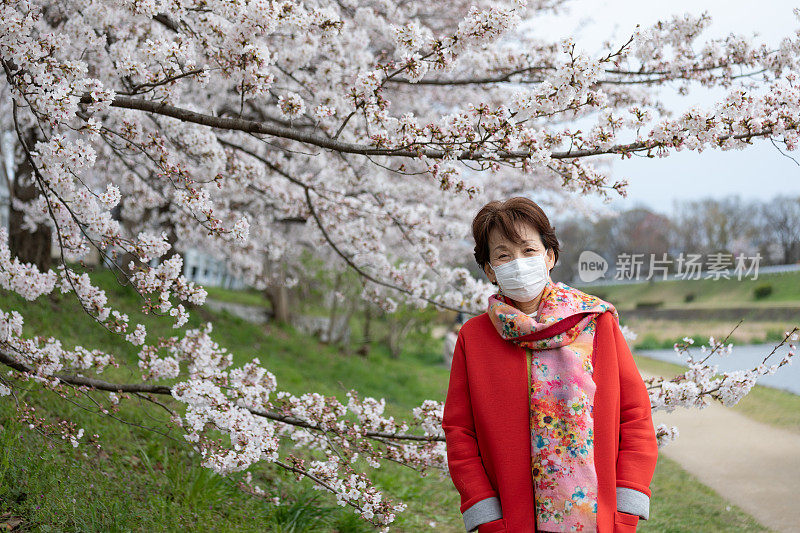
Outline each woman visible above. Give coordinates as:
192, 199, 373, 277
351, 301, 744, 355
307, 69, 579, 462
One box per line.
441, 197, 658, 532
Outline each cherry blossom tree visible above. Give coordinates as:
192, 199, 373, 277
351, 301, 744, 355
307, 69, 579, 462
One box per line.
1, 0, 799, 528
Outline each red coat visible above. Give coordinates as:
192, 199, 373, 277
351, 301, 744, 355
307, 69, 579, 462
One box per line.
442, 310, 659, 532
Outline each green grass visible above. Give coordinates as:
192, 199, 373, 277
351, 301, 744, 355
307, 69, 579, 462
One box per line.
0, 266, 784, 531
631, 327, 792, 350
0, 403, 771, 532
0, 410, 384, 532
202, 285, 271, 308
640, 454, 767, 532
633, 354, 800, 434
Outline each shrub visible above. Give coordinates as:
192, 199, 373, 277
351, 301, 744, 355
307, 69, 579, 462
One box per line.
753, 284, 773, 300
635, 300, 664, 309
684, 293, 695, 303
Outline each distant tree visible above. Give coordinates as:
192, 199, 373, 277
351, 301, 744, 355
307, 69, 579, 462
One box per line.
673, 196, 756, 255
759, 195, 800, 264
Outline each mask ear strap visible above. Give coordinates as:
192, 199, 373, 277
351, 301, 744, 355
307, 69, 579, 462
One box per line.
487, 263, 498, 286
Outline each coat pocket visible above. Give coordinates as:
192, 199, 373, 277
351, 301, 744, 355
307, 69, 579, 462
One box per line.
613, 510, 640, 532
477, 517, 507, 533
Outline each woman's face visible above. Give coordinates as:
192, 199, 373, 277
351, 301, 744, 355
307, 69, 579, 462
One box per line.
482, 221, 556, 285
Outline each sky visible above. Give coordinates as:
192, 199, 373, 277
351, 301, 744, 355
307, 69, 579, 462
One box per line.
519, 0, 800, 217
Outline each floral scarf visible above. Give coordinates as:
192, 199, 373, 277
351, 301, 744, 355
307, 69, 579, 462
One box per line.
487, 279, 619, 532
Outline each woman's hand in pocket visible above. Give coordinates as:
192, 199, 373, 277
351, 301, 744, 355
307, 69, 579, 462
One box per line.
477, 517, 506, 533
613, 510, 640, 532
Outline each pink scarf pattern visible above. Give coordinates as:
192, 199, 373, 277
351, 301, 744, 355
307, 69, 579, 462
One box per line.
487, 280, 619, 532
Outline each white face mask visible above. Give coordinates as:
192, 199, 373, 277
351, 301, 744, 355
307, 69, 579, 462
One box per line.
488, 253, 549, 302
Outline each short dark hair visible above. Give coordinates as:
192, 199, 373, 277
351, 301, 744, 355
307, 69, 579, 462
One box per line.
471, 197, 560, 274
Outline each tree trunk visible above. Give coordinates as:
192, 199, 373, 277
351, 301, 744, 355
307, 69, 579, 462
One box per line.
387, 317, 417, 359
357, 303, 372, 357
264, 259, 290, 325
784, 241, 800, 264
161, 214, 181, 264
326, 272, 342, 344
333, 299, 356, 348
8, 152, 52, 272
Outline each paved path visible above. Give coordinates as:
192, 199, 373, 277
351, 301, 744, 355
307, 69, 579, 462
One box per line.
204, 298, 270, 323
639, 369, 800, 533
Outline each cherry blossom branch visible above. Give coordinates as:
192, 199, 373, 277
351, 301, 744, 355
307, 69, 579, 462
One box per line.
77, 94, 796, 162
644, 326, 798, 447
0, 348, 441, 442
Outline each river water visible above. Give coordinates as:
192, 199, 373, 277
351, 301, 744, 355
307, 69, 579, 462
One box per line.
636, 342, 799, 396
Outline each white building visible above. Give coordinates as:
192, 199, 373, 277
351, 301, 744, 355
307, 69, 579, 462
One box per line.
181, 248, 247, 290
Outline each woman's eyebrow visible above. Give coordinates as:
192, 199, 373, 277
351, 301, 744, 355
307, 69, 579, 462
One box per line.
494, 241, 537, 250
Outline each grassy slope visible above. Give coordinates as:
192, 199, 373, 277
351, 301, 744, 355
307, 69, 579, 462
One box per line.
0, 268, 775, 531
571, 271, 800, 350
573, 270, 800, 310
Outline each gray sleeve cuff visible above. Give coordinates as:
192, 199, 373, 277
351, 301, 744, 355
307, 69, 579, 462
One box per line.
616, 486, 650, 520
463, 496, 503, 531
